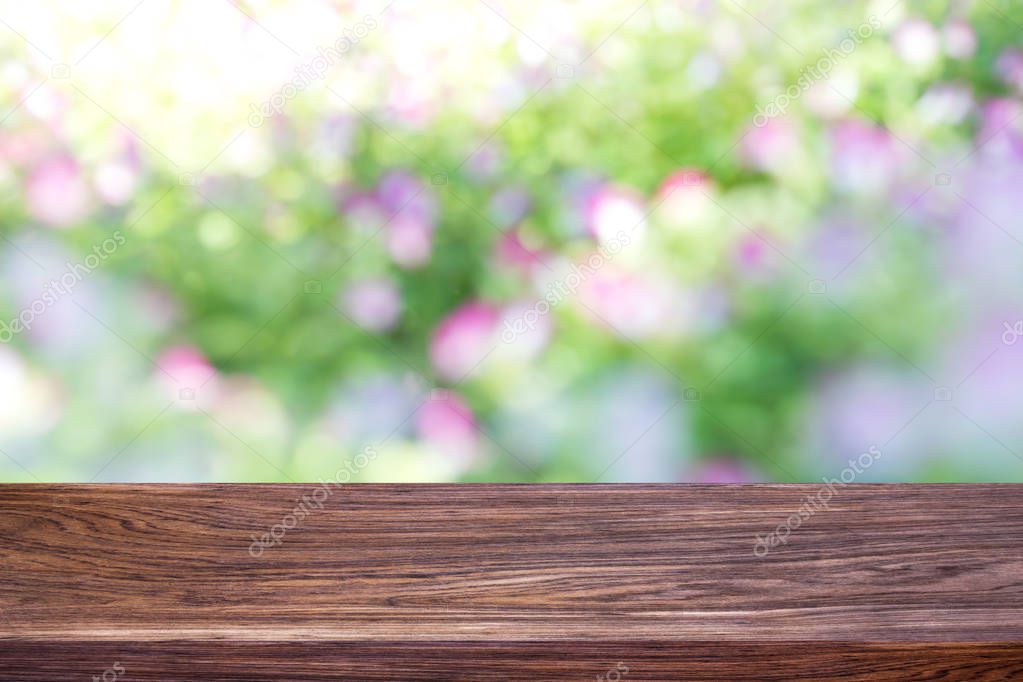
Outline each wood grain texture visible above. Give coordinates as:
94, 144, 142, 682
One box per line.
1, 484, 1022, 680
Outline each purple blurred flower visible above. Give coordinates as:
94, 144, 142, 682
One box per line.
386, 213, 434, 268
943, 316, 1023, 427
733, 231, 783, 281
944, 153, 1023, 290
830, 120, 903, 195
809, 365, 935, 479
996, 49, 1023, 92
488, 185, 532, 228
802, 215, 871, 280
429, 301, 500, 382
377, 169, 437, 223
324, 373, 423, 446
581, 367, 690, 482
559, 172, 606, 237
975, 99, 1023, 159
341, 277, 402, 332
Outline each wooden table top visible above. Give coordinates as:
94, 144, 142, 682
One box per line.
1, 484, 1022, 680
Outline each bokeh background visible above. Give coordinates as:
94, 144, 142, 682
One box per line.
1, 0, 1022, 482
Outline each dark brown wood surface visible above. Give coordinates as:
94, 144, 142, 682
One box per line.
1, 484, 1022, 680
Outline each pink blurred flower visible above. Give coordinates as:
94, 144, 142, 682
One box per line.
687, 458, 762, 483
494, 228, 547, 277
578, 267, 679, 339
341, 277, 402, 332
386, 213, 433, 268
892, 18, 940, 67
416, 389, 479, 464
0, 127, 50, 166
156, 345, 218, 407
429, 301, 500, 381
376, 170, 436, 223
741, 118, 798, 174
26, 156, 92, 228
942, 19, 977, 60
830, 120, 903, 195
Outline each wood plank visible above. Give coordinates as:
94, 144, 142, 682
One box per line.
1, 484, 1022, 679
